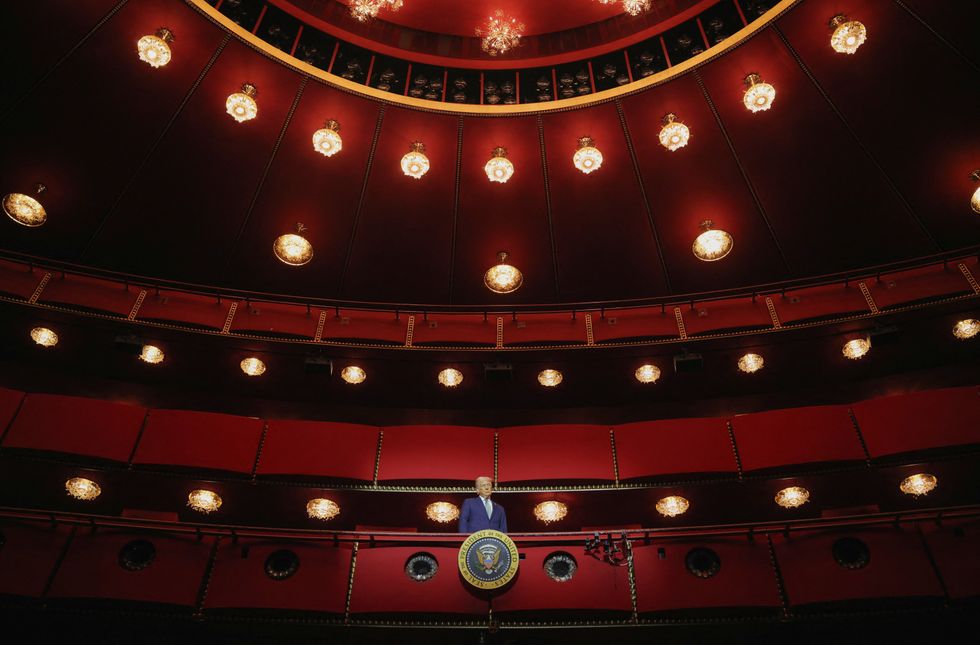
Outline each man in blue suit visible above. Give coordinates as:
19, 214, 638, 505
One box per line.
458, 476, 507, 534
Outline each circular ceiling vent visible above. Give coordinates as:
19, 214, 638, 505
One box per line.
832, 537, 871, 570
685, 546, 721, 579
405, 552, 439, 582
118, 539, 156, 572
543, 552, 577, 582
264, 549, 301, 581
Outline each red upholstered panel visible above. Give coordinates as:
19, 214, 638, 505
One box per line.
614, 418, 736, 480
321, 309, 407, 344
411, 314, 495, 346
731, 405, 865, 472
868, 263, 974, 309
633, 538, 780, 612
205, 540, 349, 612
591, 307, 678, 343
257, 420, 378, 480
0, 260, 46, 299
38, 273, 139, 316
772, 283, 870, 324
230, 301, 319, 338
132, 409, 263, 473
497, 425, 614, 483
492, 546, 631, 613
48, 530, 213, 606
0, 521, 72, 597
503, 312, 586, 346
921, 518, 980, 600
136, 290, 230, 330
0, 387, 24, 435
349, 546, 486, 615
851, 386, 980, 458
377, 425, 494, 482
2, 393, 145, 462
682, 297, 772, 336
773, 527, 943, 606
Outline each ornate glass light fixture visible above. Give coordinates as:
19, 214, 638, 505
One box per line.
842, 337, 871, 360
743, 73, 776, 113
425, 501, 460, 523
139, 345, 165, 364
537, 369, 563, 387
438, 368, 464, 388
738, 353, 764, 374
401, 141, 430, 179
659, 113, 690, 151
341, 365, 367, 384
635, 364, 661, 383
572, 136, 603, 174
187, 489, 222, 514
65, 477, 101, 501
829, 14, 867, 55
3, 183, 47, 227
137, 28, 174, 68
484, 251, 523, 293
350, 0, 403, 22
307, 497, 341, 520
478, 11, 524, 57
970, 170, 980, 214
899, 473, 937, 497
953, 318, 980, 340
774, 486, 810, 508
656, 495, 689, 517
534, 501, 568, 524
273, 224, 314, 266
226, 83, 258, 123
240, 357, 266, 376
312, 119, 342, 157
484, 147, 514, 183
597, 0, 652, 16
30, 327, 58, 347
692, 220, 733, 261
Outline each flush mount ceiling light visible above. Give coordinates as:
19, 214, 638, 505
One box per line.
226, 83, 258, 123
738, 353, 764, 374
573, 136, 603, 174
485, 147, 514, 183
537, 369, 563, 387
240, 357, 266, 376
341, 365, 367, 384
829, 14, 867, 55
484, 251, 523, 293
635, 364, 661, 383
401, 141, 430, 179
30, 326, 58, 347
65, 477, 101, 501
842, 337, 871, 360
312, 119, 342, 157
137, 27, 174, 68
478, 10, 524, 57
692, 220, 733, 261
534, 501, 568, 524
139, 344, 165, 364
774, 486, 810, 508
953, 318, 979, 340
659, 113, 691, 152
187, 489, 222, 514
4, 183, 47, 227
899, 473, 938, 497
438, 368, 464, 388
970, 170, 980, 214
273, 223, 314, 266
425, 501, 460, 523
656, 495, 689, 517
306, 497, 341, 520
743, 73, 776, 113
350, 0, 403, 22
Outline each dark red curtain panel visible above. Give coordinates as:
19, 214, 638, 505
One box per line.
135, 290, 230, 330
773, 283, 870, 324
921, 518, 980, 600
614, 417, 736, 480
2, 393, 145, 462
0, 521, 72, 598
852, 386, 980, 458
731, 404, 865, 472
205, 539, 350, 612
230, 301, 319, 338
377, 425, 494, 482
497, 425, 614, 483
503, 312, 586, 346
131, 409, 263, 474
257, 420, 378, 480
681, 296, 771, 336
411, 314, 495, 346
48, 529, 213, 606
38, 273, 140, 316
320, 310, 408, 344
868, 262, 975, 309
590, 307, 678, 343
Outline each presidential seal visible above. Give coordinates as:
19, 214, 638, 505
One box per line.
458, 529, 519, 590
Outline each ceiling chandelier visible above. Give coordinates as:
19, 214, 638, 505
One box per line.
307, 497, 341, 520
659, 113, 690, 151
573, 136, 603, 174
484, 146, 514, 183
774, 486, 810, 508
438, 368, 464, 387
3, 183, 47, 227
656, 495, 689, 517
478, 11, 524, 57
971, 170, 980, 214
692, 220, 733, 261
953, 318, 979, 340
240, 357, 266, 376
829, 14, 867, 55
139, 344, 165, 364
226, 82, 258, 123
842, 337, 871, 360
426, 501, 460, 523
899, 473, 937, 497
743, 73, 776, 113
341, 365, 367, 384
65, 477, 101, 501
634, 364, 661, 383
597, 0, 652, 17
137, 27, 174, 68
312, 119, 342, 157
537, 369, 563, 387
273, 224, 314, 266
187, 489, 222, 514
534, 501, 568, 524
30, 326, 58, 347
350, 0, 403, 23
737, 353, 764, 373
401, 141, 430, 179
484, 251, 523, 293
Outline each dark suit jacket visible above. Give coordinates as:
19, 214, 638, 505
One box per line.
458, 496, 507, 534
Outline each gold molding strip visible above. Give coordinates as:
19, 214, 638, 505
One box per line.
493, 432, 499, 486
27, 272, 51, 304
766, 533, 791, 618
673, 307, 688, 339
405, 315, 415, 347
625, 538, 638, 623
127, 289, 147, 321
765, 296, 781, 328
193, 536, 221, 618
344, 540, 359, 624
726, 420, 743, 479
585, 313, 595, 346
372, 430, 383, 487
314, 310, 327, 342
496, 316, 504, 348
858, 281, 880, 314
609, 428, 620, 486
220, 301, 238, 334
959, 263, 980, 294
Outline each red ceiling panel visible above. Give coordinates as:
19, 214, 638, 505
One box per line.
377, 425, 494, 482
38, 273, 141, 316
772, 282, 869, 324
411, 313, 496, 346
0, 521, 73, 598
899, 0, 980, 67
867, 262, 975, 310
0, 386, 25, 434
136, 289, 231, 330
590, 306, 678, 342
2, 393, 145, 462
0, 261, 46, 300
320, 309, 408, 343
614, 417, 736, 480
257, 419, 378, 480
681, 295, 772, 335
503, 311, 587, 346
731, 404, 865, 472
131, 408, 263, 474
920, 518, 980, 601
497, 424, 614, 483
230, 300, 320, 338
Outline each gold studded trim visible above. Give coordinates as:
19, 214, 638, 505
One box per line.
765, 296, 781, 328
314, 310, 327, 342
27, 272, 51, 304
585, 313, 595, 346
496, 316, 504, 348
674, 307, 687, 339
344, 540, 358, 623
372, 430, 383, 487
127, 289, 147, 321
959, 263, 980, 295
405, 315, 415, 347
858, 282, 879, 315
609, 428, 620, 486
221, 302, 238, 334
